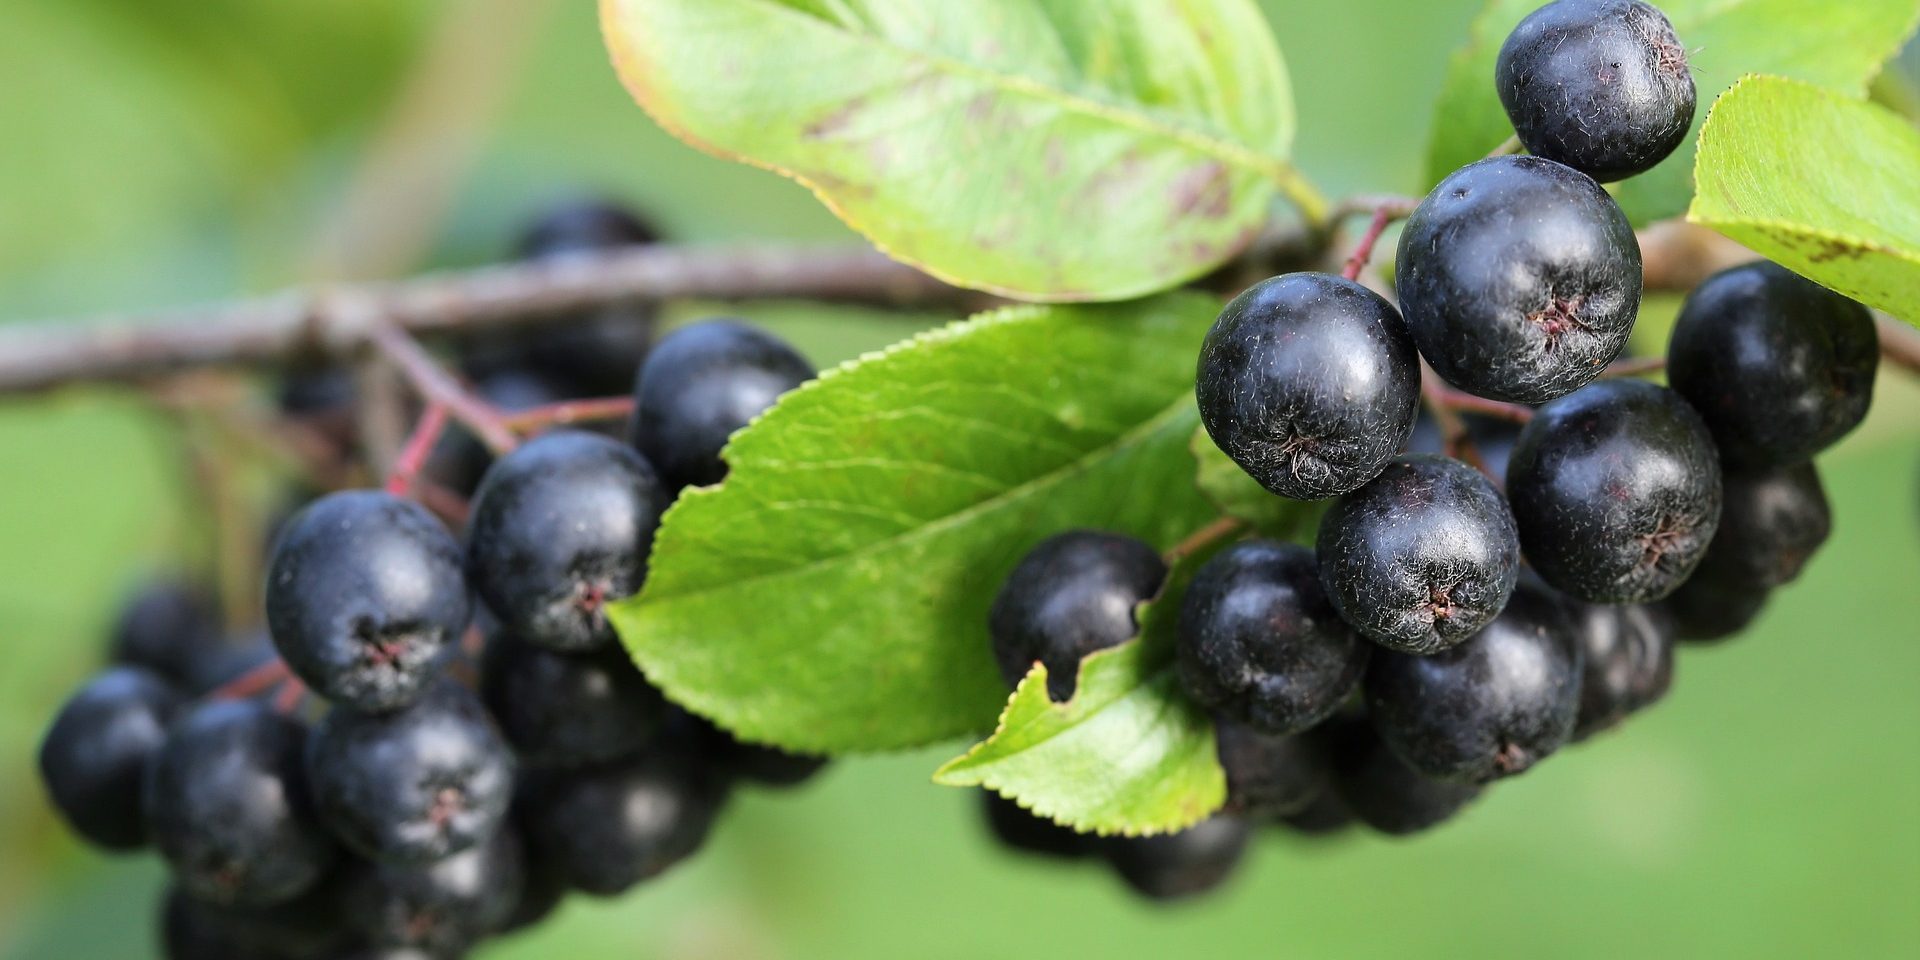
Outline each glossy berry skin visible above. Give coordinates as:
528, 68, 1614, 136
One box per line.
524, 749, 727, 896
266, 490, 469, 712
1364, 582, 1582, 783
1691, 462, 1832, 591
989, 531, 1166, 701
482, 632, 667, 768
1101, 815, 1251, 902
1214, 720, 1326, 819
108, 578, 221, 685
631, 319, 814, 490
1176, 540, 1369, 736
144, 700, 335, 906
1508, 380, 1723, 603
1196, 273, 1420, 500
1669, 261, 1878, 467
1317, 454, 1521, 654
1397, 156, 1642, 404
1661, 576, 1768, 643
1568, 600, 1675, 740
467, 431, 666, 652
307, 682, 515, 864
981, 791, 1087, 860
1275, 789, 1354, 838
1321, 717, 1482, 836
1496, 0, 1696, 182
340, 827, 525, 956
38, 667, 179, 850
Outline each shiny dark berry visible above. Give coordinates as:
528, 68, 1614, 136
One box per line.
989, 531, 1166, 701
1661, 575, 1769, 643
1397, 156, 1641, 403
1215, 720, 1327, 819
1496, 0, 1696, 182
1508, 379, 1723, 603
1317, 454, 1521, 654
1196, 272, 1420, 500
339, 827, 525, 955
108, 578, 222, 685
630, 319, 814, 490
1176, 540, 1368, 735
524, 748, 727, 896
1322, 717, 1483, 835
38, 667, 180, 850
482, 632, 667, 768
1691, 461, 1832, 591
1567, 599, 1675, 740
981, 791, 1087, 860
1101, 815, 1252, 902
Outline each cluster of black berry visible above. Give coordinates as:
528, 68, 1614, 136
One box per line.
984, 0, 1877, 899
37, 204, 829, 958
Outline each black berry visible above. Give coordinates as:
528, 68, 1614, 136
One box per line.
144, 700, 336, 906
1322, 717, 1483, 835
482, 631, 667, 768
266, 490, 469, 712
339, 827, 525, 955
467, 430, 667, 652
307, 681, 515, 863
1668, 261, 1878, 467
108, 578, 222, 685
1364, 581, 1583, 782
1215, 720, 1327, 819
1317, 454, 1521, 654
666, 707, 830, 788
1567, 599, 1675, 740
1101, 815, 1251, 902
630, 319, 814, 490
1690, 462, 1832, 591
1196, 273, 1420, 500
162, 878, 353, 960
1176, 540, 1368, 735
981, 792, 1087, 860
1660, 576, 1769, 643
38, 667, 180, 850
1496, 0, 1696, 182
1397, 156, 1641, 404
1275, 789, 1354, 838
989, 531, 1166, 701
524, 748, 727, 896
1507, 379, 1723, 603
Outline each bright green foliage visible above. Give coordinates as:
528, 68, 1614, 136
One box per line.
1691, 76, 1920, 325
1425, 0, 1920, 225
609, 294, 1224, 753
934, 549, 1225, 836
601, 0, 1313, 302
1189, 425, 1323, 539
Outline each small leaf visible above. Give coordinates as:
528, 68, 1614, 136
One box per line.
1189, 426, 1322, 540
1690, 75, 1920, 324
934, 550, 1225, 836
1425, 0, 1920, 225
610, 294, 1223, 753
600, 0, 1316, 302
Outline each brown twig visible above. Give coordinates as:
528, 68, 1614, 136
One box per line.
1602, 356, 1667, 379
367, 321, 518, 455
499, 396, 636, 433
1164, 516, 1249, 565
1419, 364, 1494, 478
1877, 315, 1920, 375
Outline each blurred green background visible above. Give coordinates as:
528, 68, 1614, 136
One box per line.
2, 1, 1917, 957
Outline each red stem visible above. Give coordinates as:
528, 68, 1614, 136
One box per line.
367, 321, 518, 455
1164, 516, 1248, 565
1419, 365, 1495, 480
273, 677, 308, 714
1602, 356, 1667, 379
385, 404, 449, 496
1428, 385, 1535, 424
211, 658, 291, 701
499, 396, 636, 433
1341, 206, 1398, 282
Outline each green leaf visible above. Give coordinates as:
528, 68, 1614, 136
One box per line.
1690, 75, 1920, 324
601, 0, 1317, 302
1189, 425, 1322, 539
610, 294, 1223, 752
933, 550, 1225, 836
1424, 0, 1920, 225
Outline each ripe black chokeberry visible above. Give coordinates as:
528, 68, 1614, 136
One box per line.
467, 430, 666, 652
1275, 789, 1354, 838
1214, 720, 1327, 819
1364, 581, 1582, 782
482, 632, 666, 768
266, 490, 469, 712
1321, 717, 1482, 836
424, 369, 566, 498
340, 827, 525, 956
1567, 600, 1675, 740
1176, 540, 1368, 735
108, 578, 221, 685
38, 666, 179, 850
1668, 261, 1878, 467
1196, 273, 1420, 500
1317, 454, 1520, 654
1507, 379, 1723, 603
981, 791, 1087, 860
665, 706, 830, 787
1496, 0, 1696, 183
163, 878, 353, 960
144, 699, 336, 906
631, 319, 814, 490
1691, 462, 1832, 591
1397, 156, 1641, 404
524, 748, 727, 896
307, 681, 515, 864
1101, 815, 1251, 901
1660, 576, 1768, 643
989, 531, 1166, 701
